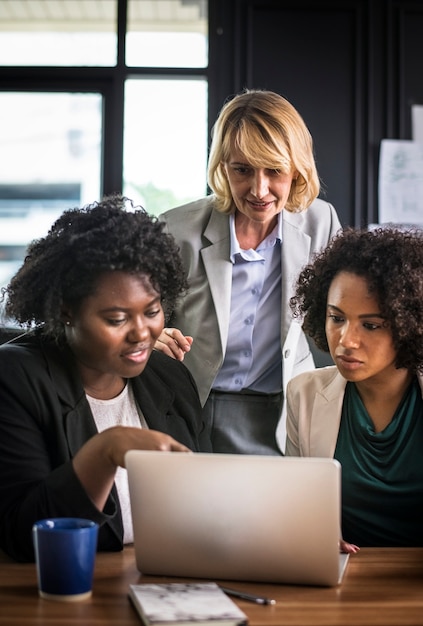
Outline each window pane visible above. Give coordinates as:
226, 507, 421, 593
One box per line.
0, 0, 117, 66
0, 92, 102, 317
126, 0, 208, 67
123, 79, 208, 215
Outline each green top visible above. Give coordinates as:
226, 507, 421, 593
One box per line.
334, 378, 423, 546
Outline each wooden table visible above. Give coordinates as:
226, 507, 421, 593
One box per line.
1, 547, 423, 625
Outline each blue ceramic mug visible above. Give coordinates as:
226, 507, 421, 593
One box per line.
32, 518, 99, 601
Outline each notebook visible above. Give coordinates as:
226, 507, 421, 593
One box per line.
126, 451, 349, 587
128, 582, 248, 625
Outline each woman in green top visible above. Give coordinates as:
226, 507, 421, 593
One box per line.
286, 227, 423, 553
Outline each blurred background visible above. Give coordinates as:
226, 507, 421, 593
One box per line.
1, 0, 422, 324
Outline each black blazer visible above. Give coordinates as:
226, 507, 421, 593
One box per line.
0, 333, 210, 561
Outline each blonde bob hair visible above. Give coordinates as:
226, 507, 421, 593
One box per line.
208, 89, 320, 214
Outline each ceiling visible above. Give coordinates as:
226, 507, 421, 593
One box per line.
0, 0, 207, 32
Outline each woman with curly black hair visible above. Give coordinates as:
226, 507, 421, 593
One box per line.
0, 194, 211, 562
286, 227, 423, 552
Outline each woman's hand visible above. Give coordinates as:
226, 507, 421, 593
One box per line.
340, 538, 360, 554
154, 328, 193, 361
72, 427, 190, 511
105, 426, 190, 467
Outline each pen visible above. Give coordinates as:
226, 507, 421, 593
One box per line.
219, 586, 276, 605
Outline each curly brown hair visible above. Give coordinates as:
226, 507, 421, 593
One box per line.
290, 227, 423, 373
2, 194, 188, 342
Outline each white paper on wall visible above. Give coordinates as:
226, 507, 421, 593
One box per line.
378, 139, 423, 226
412, 105, 423, 141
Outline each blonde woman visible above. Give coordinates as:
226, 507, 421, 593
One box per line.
156, 89, 341, 455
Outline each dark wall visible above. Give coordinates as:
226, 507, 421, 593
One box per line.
209, 0, 423, 228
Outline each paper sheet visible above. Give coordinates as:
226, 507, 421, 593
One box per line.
378, 139, 423, 225
412, 105, 423, 141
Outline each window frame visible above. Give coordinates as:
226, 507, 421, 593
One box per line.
0, 0, 210, 198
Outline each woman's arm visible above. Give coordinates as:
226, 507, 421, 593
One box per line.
0, 346, 190, 561
72, 426, 189, 511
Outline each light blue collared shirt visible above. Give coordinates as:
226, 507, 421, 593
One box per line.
212, 213, 283, 394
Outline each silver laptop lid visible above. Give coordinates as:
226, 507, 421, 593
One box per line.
126, 452, 344, 586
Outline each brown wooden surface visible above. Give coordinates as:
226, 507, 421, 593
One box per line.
1, 547, 423, 625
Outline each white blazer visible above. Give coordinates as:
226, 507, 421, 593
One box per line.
285, 366, 423, 457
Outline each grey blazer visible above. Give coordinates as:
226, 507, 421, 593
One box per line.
161, 196, 341, 451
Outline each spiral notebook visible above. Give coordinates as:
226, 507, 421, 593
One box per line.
126, 452, 348, 587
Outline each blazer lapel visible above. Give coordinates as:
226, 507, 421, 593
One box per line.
131, 373, 173, 432
281, 214, 311, 339
201, 210, 232, 353
309, 372, 346, 457
44, 343, 98, 454
44, 343, 123, 544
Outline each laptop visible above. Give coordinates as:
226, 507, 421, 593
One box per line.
126, 451, 349, 587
